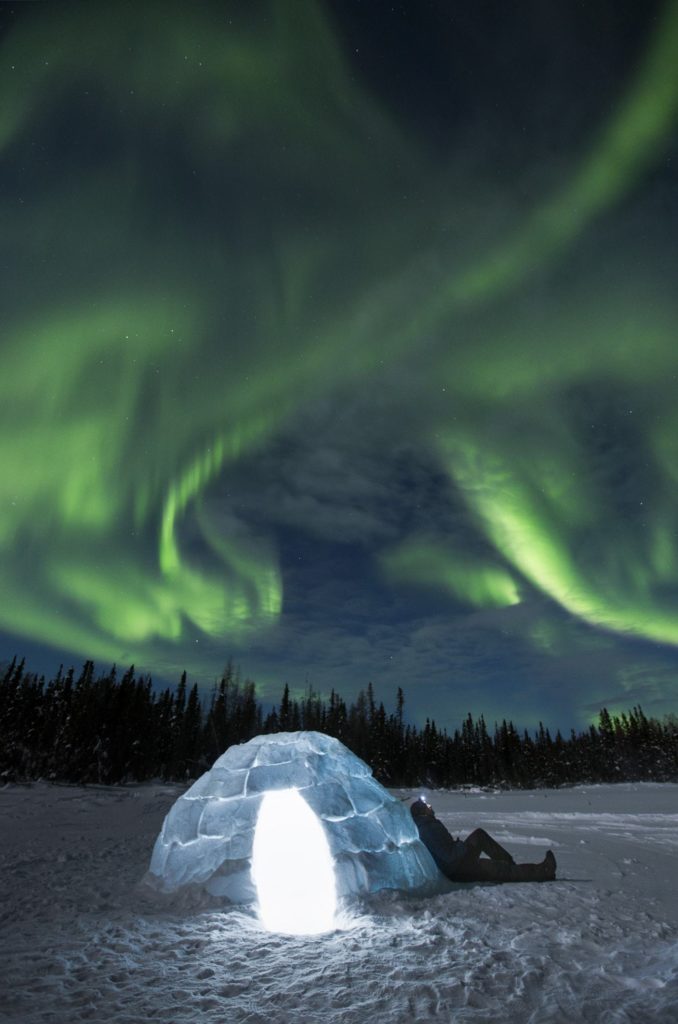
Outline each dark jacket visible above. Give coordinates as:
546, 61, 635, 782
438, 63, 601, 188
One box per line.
413, 814, 469, 877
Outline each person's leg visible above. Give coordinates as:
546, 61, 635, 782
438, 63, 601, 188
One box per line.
464, 828, 515, 864
455, 850, 556, 883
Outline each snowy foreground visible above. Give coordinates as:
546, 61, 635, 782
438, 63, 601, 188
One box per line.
1, 782, 677, 1024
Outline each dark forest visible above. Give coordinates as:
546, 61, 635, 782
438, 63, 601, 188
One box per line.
1, 657, 676, 789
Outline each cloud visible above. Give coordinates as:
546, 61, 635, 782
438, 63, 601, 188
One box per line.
3, 2, 678, 730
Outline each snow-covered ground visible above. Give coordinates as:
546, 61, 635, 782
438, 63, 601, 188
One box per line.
1, 781, 677, 1023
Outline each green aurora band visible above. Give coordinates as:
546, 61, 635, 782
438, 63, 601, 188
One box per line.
2, 1, 678, 695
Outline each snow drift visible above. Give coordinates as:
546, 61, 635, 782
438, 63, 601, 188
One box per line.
146, 731, 440, 903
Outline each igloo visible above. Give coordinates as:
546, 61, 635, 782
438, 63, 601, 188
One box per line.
146, 731, 441, 925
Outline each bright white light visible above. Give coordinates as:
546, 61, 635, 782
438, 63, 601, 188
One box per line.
252, 788, 337, 935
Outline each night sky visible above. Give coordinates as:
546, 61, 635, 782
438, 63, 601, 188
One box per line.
2, 0, 678, 731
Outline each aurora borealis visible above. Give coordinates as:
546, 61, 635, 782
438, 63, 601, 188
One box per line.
2, 0, 678, 729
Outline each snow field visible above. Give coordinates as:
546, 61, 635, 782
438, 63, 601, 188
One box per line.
1, 782, 677, 1023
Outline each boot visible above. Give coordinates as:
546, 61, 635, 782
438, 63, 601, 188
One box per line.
509, 850, 556, 882
541, 850, 557, 880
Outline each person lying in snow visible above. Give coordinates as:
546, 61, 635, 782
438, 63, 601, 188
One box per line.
410, 797, 556, 883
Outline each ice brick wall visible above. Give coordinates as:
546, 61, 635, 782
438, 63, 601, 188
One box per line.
147, 731, 441, 902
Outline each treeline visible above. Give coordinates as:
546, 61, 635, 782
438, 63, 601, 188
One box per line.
1, 656, 677, 788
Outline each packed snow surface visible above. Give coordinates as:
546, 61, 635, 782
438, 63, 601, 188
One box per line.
147, 731, 440, 902
2, 781, 678, 1023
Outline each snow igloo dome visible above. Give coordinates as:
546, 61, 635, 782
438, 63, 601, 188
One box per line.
147, 731, 440, 917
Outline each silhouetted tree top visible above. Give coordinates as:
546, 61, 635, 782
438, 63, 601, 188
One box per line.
1, 657, 676, 788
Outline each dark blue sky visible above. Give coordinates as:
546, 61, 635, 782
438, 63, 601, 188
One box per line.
1, 0, 678, 731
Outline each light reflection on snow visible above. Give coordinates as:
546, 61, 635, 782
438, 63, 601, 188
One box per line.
4, 782, 678, 1023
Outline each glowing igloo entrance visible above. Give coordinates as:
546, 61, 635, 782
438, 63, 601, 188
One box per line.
252, 788, 336, 934
147, 731, 440, 933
